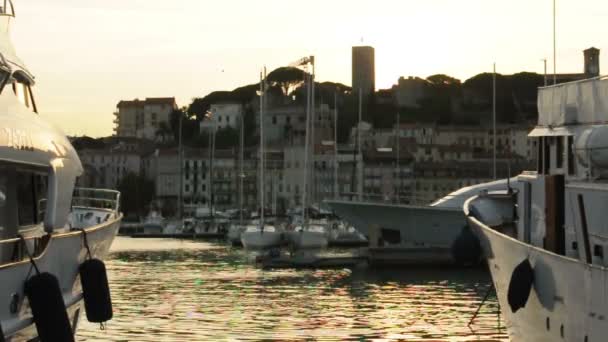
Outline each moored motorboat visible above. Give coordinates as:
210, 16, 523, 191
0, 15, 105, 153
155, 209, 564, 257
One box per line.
227, 223, 246, 246
286, 224, 328, 251
464, 76, 608, 341
325, 179, 514, 265
240, 225, 283, 250
0, 2, 121, 339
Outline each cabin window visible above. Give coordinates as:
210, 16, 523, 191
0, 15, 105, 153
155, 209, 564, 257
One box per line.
543, 137, 550, 174
16, 170, 47, 227
556, 136, 564, 169
537, 137, 543, 173
594, 245, 604, 259
567, 136, 575, 175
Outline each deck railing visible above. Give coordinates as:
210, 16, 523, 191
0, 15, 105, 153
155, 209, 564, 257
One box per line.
72, 187, 121, 212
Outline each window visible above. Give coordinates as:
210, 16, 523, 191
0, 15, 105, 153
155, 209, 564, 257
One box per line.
15, 169, 48, 226
272, 116, 277, 124
556, 136, 564, 169
567, 136, 575, 175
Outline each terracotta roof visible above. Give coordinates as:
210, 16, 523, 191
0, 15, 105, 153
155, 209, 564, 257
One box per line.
145, 97, 177, 106
117, 97, 177, 108
117, 99, 144, 108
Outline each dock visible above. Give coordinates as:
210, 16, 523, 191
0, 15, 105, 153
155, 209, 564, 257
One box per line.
258, 255, 368, 270
129, 232, 225, 239
366, 246, 457, 267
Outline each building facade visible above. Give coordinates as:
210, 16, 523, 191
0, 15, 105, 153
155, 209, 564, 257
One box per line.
114, 97, 178, 140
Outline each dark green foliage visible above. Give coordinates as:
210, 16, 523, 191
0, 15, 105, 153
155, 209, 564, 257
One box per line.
215, 127, 239, 149
117, 172, 155, 217
266, 67, 306, 96
72, 136, 106, 150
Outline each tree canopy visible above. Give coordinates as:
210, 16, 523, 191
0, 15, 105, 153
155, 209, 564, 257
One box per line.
117, 172, 155, 218
266, 67, 306, 96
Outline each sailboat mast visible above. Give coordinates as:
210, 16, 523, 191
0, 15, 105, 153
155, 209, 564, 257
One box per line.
310, 58, 316, 206
259, 69, 265, 227
239, 108, 244, 225
395, 111, 400, 204
492, 63, 497, 180
301, 70, 311, 225
178, 113, 183, 219
334, 92, 338, 200
358, 88, 363, 201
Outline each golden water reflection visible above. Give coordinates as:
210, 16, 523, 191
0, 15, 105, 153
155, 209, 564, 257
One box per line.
78, 237, 507, 341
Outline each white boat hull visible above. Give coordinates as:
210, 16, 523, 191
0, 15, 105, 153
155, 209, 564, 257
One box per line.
241, 231, 283, 250
227, 225, 245, 245
468, 212, 603, 341
286, 231, 328, 250
0, 213, 121, 340
326, 201, 465, 248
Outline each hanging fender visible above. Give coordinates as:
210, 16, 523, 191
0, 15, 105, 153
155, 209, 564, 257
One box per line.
507, 258, 534, 313
25, 272, 75, 342
20, 235, 74, 342
450, 225, 481, 266
78, 229, 113, 323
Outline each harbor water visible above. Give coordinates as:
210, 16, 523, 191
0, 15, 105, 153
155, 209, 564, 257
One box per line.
77, 237, 507, 341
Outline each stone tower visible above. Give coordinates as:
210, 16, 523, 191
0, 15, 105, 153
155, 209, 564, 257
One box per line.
584, 47, 600, 77
352, 46, 375, 99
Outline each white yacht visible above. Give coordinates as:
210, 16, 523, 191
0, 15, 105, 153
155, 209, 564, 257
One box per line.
286, 224, 328, 251
325, 179, 514, 264
0, 2, 121, 340
464, 76, 608, 341
240, 224, 283, 250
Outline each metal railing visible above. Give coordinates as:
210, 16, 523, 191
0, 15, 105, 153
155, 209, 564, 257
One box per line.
72, 187, 121, 212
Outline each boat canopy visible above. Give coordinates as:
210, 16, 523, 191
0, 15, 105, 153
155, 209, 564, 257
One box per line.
528, 126, 573, 137
537, 76, 608, 127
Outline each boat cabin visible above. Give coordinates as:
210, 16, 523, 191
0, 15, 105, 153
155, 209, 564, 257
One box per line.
514, 76, 608, 267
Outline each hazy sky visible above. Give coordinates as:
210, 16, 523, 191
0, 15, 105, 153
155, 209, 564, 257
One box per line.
11, 0, 608, 137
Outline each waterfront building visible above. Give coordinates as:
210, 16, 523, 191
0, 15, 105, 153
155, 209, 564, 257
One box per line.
203, 103, 243, 131
113, 97, 178, 140
392, 76, 429, 108
76, 137, 153, 189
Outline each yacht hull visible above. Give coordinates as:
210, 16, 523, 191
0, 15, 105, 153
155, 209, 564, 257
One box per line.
241, 231, 282, 250
286, 231, 328, 250
467, 212, 601, 341
0, 215, 121, 340
227, 225, 245, 246
326, 201, 465, 248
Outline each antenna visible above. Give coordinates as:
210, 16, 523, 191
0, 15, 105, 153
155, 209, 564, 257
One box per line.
553, 0, 557, 85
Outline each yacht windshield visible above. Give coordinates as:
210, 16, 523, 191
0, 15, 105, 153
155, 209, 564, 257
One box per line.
0, 0, 14, 17
10, 72, 37, 113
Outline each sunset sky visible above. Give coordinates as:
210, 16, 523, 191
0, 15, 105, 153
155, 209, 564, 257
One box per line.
11, 0, 608, 137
